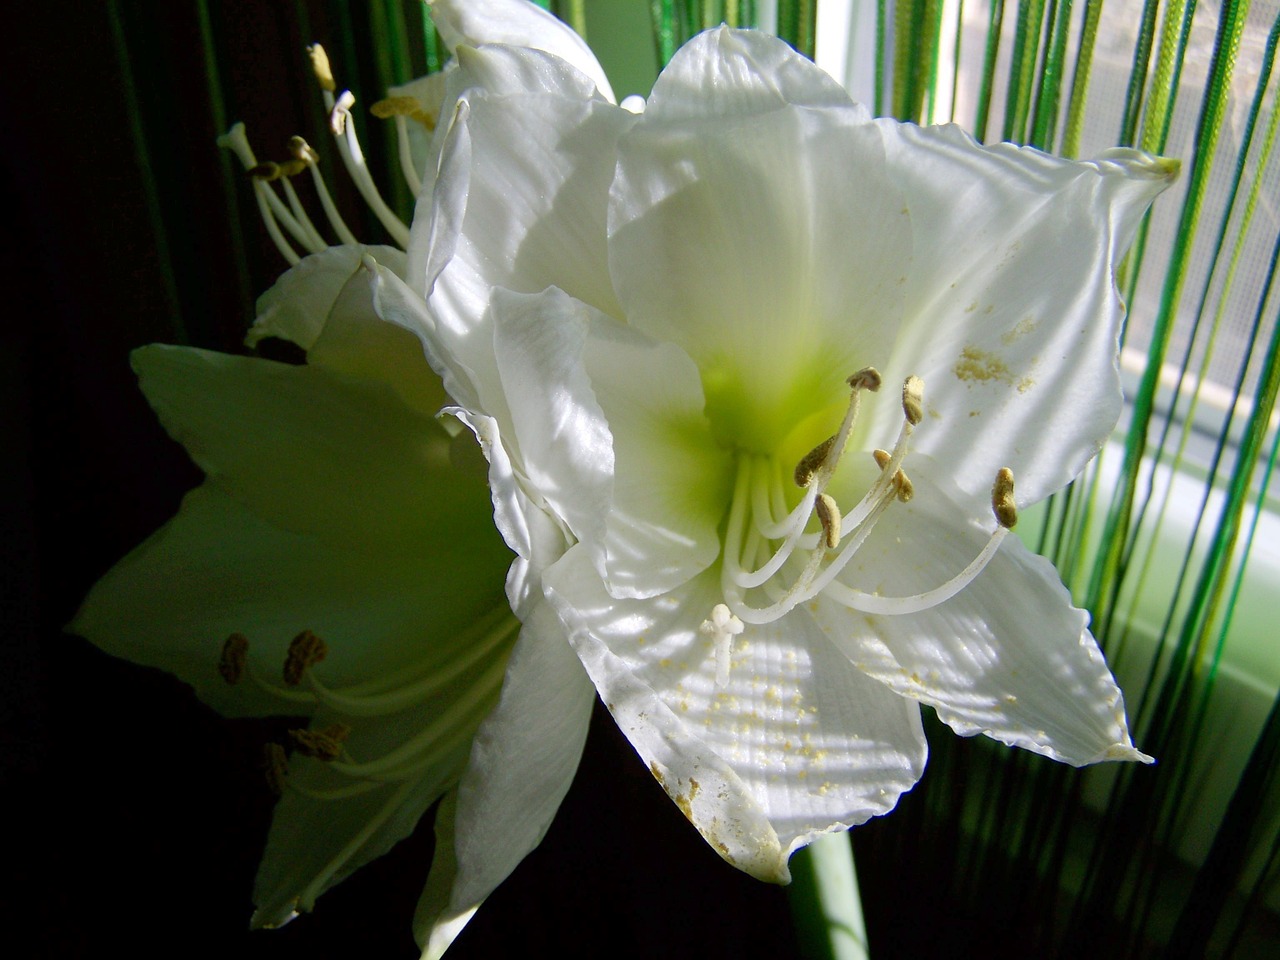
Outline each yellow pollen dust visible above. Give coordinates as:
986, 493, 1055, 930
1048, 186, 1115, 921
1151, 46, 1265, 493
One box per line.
283, 630, 328, 687
219, 633, 249, 685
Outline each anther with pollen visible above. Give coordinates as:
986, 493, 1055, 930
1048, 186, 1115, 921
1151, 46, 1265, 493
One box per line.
219, 633, 249, 685
992, 467, 1018, 529
289, 136, 320, 165
902, 375, 925, 425
872, 449, 914, 502
289, 723, 353, 762
308, 44, 336, 93
815, 494, 842, 549
284, 630, 328, 687
794, 366, 883, 488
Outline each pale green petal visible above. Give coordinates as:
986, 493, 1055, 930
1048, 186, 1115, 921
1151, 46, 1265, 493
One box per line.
248, 245, 406, 351
544, 547, 928, 881
71, 486, 507, 716
130, 345, 498, 558
609, 101, 911, 452
251, 634, 509, 927
429, 0, 615, 103
645, 26, 854, 120
415, 600, 595, 958
875, 125, 1177, 506
816, 461, 1147, 766
370, 263, 485, 425
306, 262, 448, 420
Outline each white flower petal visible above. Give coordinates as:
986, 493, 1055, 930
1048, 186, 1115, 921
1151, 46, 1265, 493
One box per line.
429, 0, 615, 102
489, 287, 613, 559
449, 42, 603, 103
414, 599, 595, 957
580, 314, 732, 597
645, 26, 854, 120
71, 486, 508, 716
420, 91, 633, 327
544, 547, 928, 881
875, 123, 1177, 505
248, 245, 406, 351
609, 98, 911, 451
816, 462, 1146, 766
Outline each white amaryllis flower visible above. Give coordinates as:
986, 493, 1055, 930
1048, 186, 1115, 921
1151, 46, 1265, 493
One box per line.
71, 245, 532, 928
75, 4, 622, 955
374, 22, 1178, 926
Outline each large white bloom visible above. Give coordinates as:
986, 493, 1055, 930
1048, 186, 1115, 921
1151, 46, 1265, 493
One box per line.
74, 2, 620, 952
374, 20, 1177, 930
72, 246, 529, 929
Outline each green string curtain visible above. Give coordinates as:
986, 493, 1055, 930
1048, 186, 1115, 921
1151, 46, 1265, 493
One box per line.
85, 0, 1277, 955
821, 1, 1280, 956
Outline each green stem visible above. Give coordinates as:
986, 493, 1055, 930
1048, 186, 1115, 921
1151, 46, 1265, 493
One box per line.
788, 833, 869, 960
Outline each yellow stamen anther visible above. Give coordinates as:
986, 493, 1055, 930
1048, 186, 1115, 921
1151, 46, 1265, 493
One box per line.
873, 448, 892, 470
794, 436, 836, 487
263, 743, 289, 795
992, 467, 1018, 529
894, 470, 914, 502
847, 367, 882, 392
330, 90, 356, 136
289, 723, 352, 762
815, 493, 842, 549
308, 43, 336, 92
902, 375, 925, 426
283, 630, 328, 687
289, 136, 320, 164
219, 633, 249, 685
370, 96, 434, 127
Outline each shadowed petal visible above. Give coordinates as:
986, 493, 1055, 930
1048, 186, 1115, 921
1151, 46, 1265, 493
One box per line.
415, 600, 595, 958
